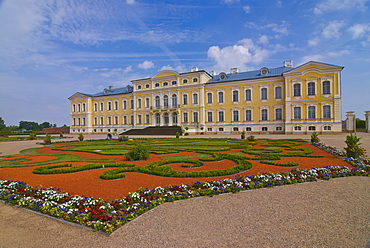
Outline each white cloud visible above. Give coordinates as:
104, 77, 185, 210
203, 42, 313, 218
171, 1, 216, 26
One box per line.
328, 50, 350, 57
245, 21, 289, 37
138, 61, 155, 70
243, 5, 251, 13
221, 0, 240, 4
207, 38, 270, 72
301, 54, 324, 63
160, 65, 187, 72
314, 0, 369, 14
308, 37, 320, 46
258, 35, 269, 44
322, 21, 345, 39
348, 23, 370, 39
126, 0, 136, 4
276, 0, 283, 7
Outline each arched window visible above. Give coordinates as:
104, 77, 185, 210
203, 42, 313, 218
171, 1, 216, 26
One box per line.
155, 96, 160, 109
163, 95, 169, 108
172, 94, 177, 108
155, 113, 161, 125
183, 94, 188, 105
172, 112, 178, 124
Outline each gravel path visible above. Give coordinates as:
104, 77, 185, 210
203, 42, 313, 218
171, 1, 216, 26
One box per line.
1, 177, 369, 247
1, 133, 370, 247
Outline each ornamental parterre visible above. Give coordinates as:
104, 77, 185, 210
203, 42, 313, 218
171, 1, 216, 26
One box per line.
1, 142, 369, 234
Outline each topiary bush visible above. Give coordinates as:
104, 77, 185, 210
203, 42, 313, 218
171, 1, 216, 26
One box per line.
118, 135, 129, 141
125, 145, 150, 161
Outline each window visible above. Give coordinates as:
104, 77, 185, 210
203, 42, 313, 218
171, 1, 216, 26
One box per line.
78, 118, 81, 125
218, 127, 224, 132
171, 81, 177, 85
207, 93, 212, 104
94, 103, 97, 112
323, 105, 331, 118
145, 84, 150, 88
233, 127, 239, 132
183, 94, 188, 105
245, 89, 251, 101
308, 126, 316, 131
123, 100, 127, 110
307, 82, 315, 96
163, 82, 168, 86
145, 98, 150, 108
193, 93, 198, 104
137, 85, 141, 90
323, 81, 330, 94
114, 101, 118, 110
108, 102, 112, 111
172, 113, 178, 124
155, 96, 160, 109
164, 95, 169, 108
183, 112, 188, 123
193, 78, 198, 83
172, 94, 177, 108
293, 84, 301, 97
261, 109, 268, 121
233, 110, 239, 122
138, 115, 142, 124
115, 116, 118, 125
218, 92, 224, 103
82, 103, 86, 112
261, 88, 267, 100
294, 107, 301, 119
246, 127, 252, 131
73, 118, 76, 126
308, 106, 316, 119
232, 90, 239, 102
100, 117, 104, 125
94, 117, 97, 125
108, 116, 111, 125
207, 112, 213, 122
218, 111, 224, 122
137, 99, 142, 109
145, 114, 150, 124
294, 126, 301, 131
193, 112, 198, 123
275, 108, 282, 120
276, 126, 282, 131
100, 102, 104, 111
123, 116, 127, 125
262, 127, 268, 132
72, 104, 76, 113
130, 116, 134, 125
130, 100, 134, 109
324, 125, 331, 130
78, 104, 81, 112
275, 87, 282, 99
207, 128, 212, 132
245, 110, 252, 121
183, 79, 188, 84
155, 83, 160, 87
155, 113, 160, 125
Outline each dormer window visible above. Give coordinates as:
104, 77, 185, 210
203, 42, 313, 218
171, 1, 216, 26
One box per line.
137, 85, 142, 90
192, 78, 198, 83
171, 81, 177, 85
260, 67, 269, 76
155, 83, 160, 87
163, 82, 168, 86
145, 84, 150, 88
219, 72, 227, 80
183, 79, 188, 84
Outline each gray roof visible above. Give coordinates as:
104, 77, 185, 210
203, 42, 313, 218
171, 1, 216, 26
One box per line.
206, 66, 294, 84
77, 86, 133, 97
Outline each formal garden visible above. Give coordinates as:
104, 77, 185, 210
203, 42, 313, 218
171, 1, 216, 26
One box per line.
0, 135, 369, 234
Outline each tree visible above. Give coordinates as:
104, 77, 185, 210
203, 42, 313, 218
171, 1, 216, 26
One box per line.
0, 117, 5, 130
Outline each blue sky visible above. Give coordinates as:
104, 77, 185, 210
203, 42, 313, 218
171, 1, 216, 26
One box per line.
0, 0, 369, 126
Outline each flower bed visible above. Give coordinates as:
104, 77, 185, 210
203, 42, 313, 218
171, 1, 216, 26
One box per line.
0, 139, 369, 234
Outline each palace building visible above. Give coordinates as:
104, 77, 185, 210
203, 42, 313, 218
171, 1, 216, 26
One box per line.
68, 61, 343, 135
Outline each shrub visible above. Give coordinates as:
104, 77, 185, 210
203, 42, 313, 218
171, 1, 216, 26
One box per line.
29, 133, 36, 140
175, 132, 180, 138
241, 131, 246, 139
118, 135, 129, 141
311, 132, 319, 143
78, 133, 84, 141
59, 133, 63, 138
44, 134, 52, 145
125, 145, 150, 161
247, 135, 256, 141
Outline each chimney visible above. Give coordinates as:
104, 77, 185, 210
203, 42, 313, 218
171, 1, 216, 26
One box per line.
108, 86, 114, 90
191, 66, 198, 72
284, 60, 293, 68
210, 71, 216, 76
230, 68, 238, 74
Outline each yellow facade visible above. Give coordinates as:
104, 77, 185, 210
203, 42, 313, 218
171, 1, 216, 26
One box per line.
69, 61, 343, 134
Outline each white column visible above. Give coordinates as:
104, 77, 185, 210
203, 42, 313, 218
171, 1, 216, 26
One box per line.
365, 111, 370, 133
345, 111, 356, 132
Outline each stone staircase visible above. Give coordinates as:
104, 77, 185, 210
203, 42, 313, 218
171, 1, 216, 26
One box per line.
120, 126, 182, 136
